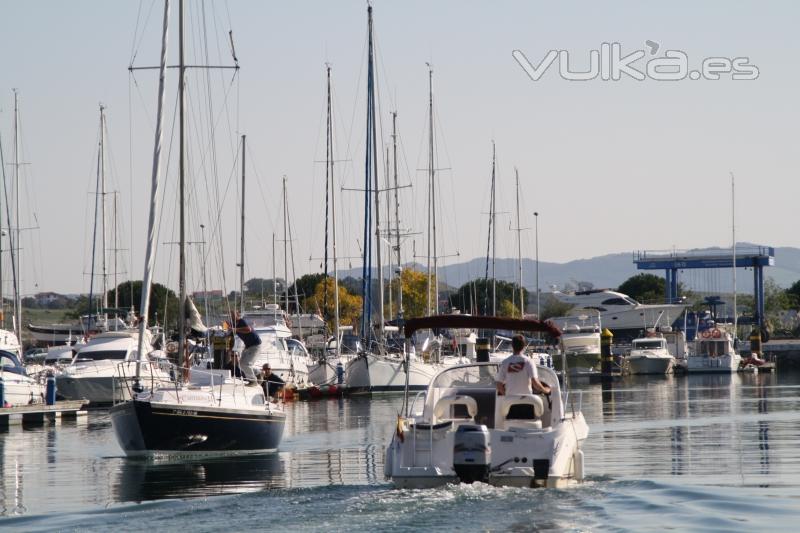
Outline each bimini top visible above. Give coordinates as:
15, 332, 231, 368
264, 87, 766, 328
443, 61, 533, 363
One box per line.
403, 315, 562, 339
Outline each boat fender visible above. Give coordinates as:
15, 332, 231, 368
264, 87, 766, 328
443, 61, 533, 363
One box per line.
701, 330, 711, 339
573, 449, 585, 480
711, 329, 721, 339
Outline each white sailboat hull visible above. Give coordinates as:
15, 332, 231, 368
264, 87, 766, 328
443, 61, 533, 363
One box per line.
346, 354, 441, 392
1, 373, 45, 406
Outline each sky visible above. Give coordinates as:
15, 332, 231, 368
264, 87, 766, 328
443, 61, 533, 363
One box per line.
0, 0, 798, 298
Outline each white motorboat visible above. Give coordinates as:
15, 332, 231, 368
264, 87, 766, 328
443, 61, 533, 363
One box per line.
56, 330, 172, 404
626, 334, 674, 375
552, 313, 602, 376
238, 307, 313, 387
551, 289, 686, 339
1, 350, 45, 406
687, 325, 741, 373
385, 315, 588, 489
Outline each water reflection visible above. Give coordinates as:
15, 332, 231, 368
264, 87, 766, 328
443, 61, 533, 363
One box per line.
114, 454, 287, 502
0, 375, 798, 516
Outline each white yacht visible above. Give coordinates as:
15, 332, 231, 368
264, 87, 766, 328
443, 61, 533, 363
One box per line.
385, 315, 588, 489
56, 330, 172, 404
346, 350, 445, 393
239, 306, 313, 388
687, 325, 742, 373
554, 313, 602, 375
1, 350, 45, 406
551, 289, 686, 338
626, 333, 674, 375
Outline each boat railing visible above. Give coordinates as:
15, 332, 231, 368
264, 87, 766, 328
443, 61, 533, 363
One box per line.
563, 389, 583, 420
408, 390, 427, 416
114, 360, 162, 405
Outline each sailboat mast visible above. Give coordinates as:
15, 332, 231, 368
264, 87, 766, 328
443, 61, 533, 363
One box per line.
100, 105, 108, 311
177, 0, 187, 370
135, 0, 170, 381
360, 5, 375, 341
385, 146, 392, 320
113, 194, 119, 309
272, 233, 276, 307
731, 172, 737, 335
239, 134, 246, 314
392, 111, 403, 320
426, 66, 436, 316
491, 142, 497, 316
12, 89, 21, 342
515, 168, 524, 318
325, 66, 342, 356
282, 176, 289, 312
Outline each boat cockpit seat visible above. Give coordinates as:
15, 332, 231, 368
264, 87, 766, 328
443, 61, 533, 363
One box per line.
434, 394, 478, 424
498, 394, 544, 430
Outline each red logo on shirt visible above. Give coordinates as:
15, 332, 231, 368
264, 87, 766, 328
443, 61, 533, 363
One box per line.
508, 362, 525, 373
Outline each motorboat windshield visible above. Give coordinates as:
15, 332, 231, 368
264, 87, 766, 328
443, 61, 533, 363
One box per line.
431, 363, 499, 390
0, 350, 27, 375
632, 339, 666, 350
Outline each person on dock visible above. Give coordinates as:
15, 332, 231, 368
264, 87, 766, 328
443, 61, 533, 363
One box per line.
228, 311, 261, 382
496, 334, 551, 398
260, 364, 285, 400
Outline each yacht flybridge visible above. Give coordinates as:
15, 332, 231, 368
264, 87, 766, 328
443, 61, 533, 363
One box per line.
385, 315, 589, 489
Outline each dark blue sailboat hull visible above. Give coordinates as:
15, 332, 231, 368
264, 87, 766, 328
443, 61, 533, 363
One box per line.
110, 399, 285, 456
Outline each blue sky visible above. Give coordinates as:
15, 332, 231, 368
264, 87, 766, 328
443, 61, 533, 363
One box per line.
0, 1, 797, 296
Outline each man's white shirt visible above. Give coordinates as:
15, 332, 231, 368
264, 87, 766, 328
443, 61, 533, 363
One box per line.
496, 353, 538, 395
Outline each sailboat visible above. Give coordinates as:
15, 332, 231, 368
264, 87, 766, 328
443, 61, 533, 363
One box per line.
345, 6, 458, 392
110, 0, 285, 456
0, 89, 45, 405
54, 105, 170, 405
307, 65, 357, 387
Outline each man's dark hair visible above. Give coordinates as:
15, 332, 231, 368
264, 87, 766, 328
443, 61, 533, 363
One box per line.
512, 334, 525, 353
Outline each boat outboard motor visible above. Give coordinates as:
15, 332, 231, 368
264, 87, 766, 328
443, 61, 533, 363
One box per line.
453, 424, 491, 483
476, 338, 490, 363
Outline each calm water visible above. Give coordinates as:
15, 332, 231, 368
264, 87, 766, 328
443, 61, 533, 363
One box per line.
2, 371, 799, 531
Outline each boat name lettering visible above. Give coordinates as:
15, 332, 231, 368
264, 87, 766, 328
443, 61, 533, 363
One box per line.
172, 409, 198, 416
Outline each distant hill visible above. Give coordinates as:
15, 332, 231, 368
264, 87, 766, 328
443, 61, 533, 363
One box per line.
341, 244, 800, 292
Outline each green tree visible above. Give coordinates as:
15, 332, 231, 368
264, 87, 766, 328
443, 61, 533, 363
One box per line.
539, 293, 574, 320
104, 280, 180, 328
785, 279, 800, 308
290, 273, 327, 303
303, 277, 363, 330
390, 269, 431, 319
450, 278, 528, 316
618, 273, 665, 303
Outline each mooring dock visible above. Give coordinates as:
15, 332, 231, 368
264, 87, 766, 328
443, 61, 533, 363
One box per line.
0, 400, 89, 427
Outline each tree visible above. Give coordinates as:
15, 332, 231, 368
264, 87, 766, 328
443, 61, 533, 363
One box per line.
618, 274, 665, 303
303, 277, 362, 330
785, 279, 800, 308
390, 269, 430, 319
104, 280, 180, 328
244, 277, 284, 298
449, 278, 528, 316
290, 273, 327, 304
539, 293, 574, 320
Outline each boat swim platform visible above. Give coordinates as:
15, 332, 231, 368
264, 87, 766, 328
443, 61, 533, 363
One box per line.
0, 400, 89, 427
